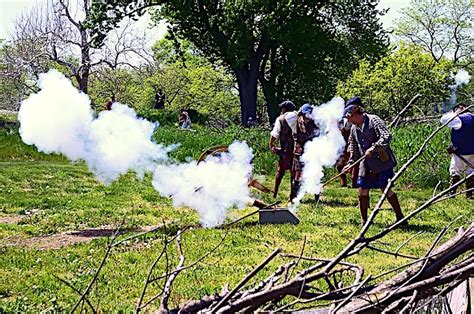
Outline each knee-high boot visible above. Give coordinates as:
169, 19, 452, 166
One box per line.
358, 195, 369, 225
450, 175, 461, 196
273, 173, 284, 198
387, 193, 404, 222
290, 180, 300, 201
336, 165, 347, 187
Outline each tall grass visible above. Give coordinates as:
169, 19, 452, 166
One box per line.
0, 121, 452, 187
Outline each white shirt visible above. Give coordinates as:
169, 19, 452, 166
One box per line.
271, 111, 297, 138
440, 112, 462, 130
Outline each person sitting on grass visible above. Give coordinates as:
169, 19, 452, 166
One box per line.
178, 109, 192, 129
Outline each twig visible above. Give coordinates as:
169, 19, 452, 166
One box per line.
211, 248, 281, 312
113, 220, 177, 247
70, 217, 125, 313
366, 245, 418, 260
136, 230, 168, 312
289, 236, 306, 279
395, 231, 424, 256
332, 275, 372, 313
159, 230, 186, 312
53, 274, 96, 313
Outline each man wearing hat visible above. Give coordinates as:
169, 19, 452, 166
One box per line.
269, 100, 298, 198
292, 103, 320, 201
441, 102, 474, 199
342, 97, 404, 225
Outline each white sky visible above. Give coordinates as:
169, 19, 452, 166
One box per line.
1, 0, 411, 42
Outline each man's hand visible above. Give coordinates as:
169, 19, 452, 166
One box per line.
341, 164, 353, 173
271, 146, 281, 154
365, 146, 376, 157
447, 145, 459, 155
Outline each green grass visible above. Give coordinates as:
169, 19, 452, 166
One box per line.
1, 124, 472, 312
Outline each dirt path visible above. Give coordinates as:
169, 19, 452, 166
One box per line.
1, 223, 163, 250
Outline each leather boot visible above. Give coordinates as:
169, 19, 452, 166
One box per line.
273, 173, 283, 198
466, 175, 474, 199
387, 193, 405, 222
290, 180, 300, 201
450, 175, 461, 196
358, 195, 369, 225
351, 166, 359, 188
336, 165, 347, 187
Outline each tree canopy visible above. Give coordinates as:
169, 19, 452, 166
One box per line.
87, 0, 388, 125
337, 44, 454, 119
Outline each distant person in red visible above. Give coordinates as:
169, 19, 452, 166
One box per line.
105, 95, 116, 111
155, 89, 166, 109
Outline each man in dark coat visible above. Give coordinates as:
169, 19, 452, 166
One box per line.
155, 89, 166, 109
269, 100, 297, 198
441, 102, 474, 199
342, 97, 404, 225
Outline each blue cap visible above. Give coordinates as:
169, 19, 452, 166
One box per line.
346, 96, 362, 107
299, 103, 313, 115
343, 105, 357, 117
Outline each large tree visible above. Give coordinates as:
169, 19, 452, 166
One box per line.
395, 0, 473, 66
12, 0, 150, 94
88, 1, 388, 125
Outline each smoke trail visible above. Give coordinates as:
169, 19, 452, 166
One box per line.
152, 141, 254, 227
449, 69, 471, 105
18, 69, 255, 226
291, 97, 346, 209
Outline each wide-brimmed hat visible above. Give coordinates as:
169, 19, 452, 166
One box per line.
278, 100, 296, 111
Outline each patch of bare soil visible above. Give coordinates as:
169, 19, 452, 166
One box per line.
0, 215, 24, 224
2, 225, 162, 250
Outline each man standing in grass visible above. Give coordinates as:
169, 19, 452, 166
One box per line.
292, 103, 320, 201
269, 100, 297, 199
441, 102, 474, 199
342, 97, 404, 225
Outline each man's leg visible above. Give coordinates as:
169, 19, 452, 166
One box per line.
358, 188, 369, 225
462, 154, 474, 199
273, 167, 285, 198
336, 164, 348, 187
351, 164, 359, 188
384, 189, 405, 222
449, 155, 463, 195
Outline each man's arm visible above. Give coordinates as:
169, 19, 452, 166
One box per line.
371, 115, 391, 150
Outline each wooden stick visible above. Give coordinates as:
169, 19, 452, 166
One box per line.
323, 155, 366, 187
211, 248, 281, 312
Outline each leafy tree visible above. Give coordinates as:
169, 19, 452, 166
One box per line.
87, 1, 388, 125
336, 45, 454, 119
395, 0, 473, 65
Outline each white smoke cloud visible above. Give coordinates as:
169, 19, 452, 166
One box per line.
19, 69, 172, 183
291, 97, 346, 209
449, 69, 471, 105
152, 141, 254, 227
19, 70, 93, 160
18, 69, 255, 227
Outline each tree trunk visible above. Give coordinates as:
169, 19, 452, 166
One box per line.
235, 65, 258, 127
259, 47, 281, 125
79, 27, 90, 94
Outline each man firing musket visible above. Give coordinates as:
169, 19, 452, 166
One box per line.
269, 100, 297, 199
342, 97, 405, 225
441, 102, 474, 199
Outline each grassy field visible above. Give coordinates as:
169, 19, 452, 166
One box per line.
0, 123, 472, 312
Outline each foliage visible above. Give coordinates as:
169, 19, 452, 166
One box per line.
394, 0, 473, 65
336, 45, 454, 118
87, 1, 388, 125
1, 123, 472, 311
